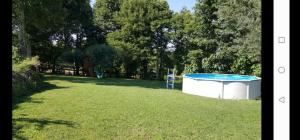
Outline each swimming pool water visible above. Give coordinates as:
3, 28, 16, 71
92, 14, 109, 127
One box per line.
183, 73, 259, 81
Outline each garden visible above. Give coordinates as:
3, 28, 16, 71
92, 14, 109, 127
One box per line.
12, 0, 261, 139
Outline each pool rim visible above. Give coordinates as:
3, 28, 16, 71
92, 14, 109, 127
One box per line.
183, 73, 261, 82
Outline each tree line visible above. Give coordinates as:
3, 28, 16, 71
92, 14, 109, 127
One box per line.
12, 0, 261, 80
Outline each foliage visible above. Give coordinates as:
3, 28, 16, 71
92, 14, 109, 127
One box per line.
85, 44, 115, 71
231, 55, 253, 75
107, 29, 141, 77
186, 49, 205, 73
191, 0, 219, 54
202, 47, 236, 73
170, 8, 193, 75
15, 0, 93, 73
251, 63, 261, 77
12, 0, 262, 79
13, 56, 40, 73
60, 48, 84, 66
93, 0, 122, 35
214, 0, 261, 75
12, 46, 23, 64
187, 0, 261, 76
12, 71, 43, 98
106, 0, 172, 80
12, 56, 43, 98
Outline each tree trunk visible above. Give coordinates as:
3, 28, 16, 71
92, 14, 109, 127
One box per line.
76, 33, 82, 49
75, 63, 80, 75
156, 52, 160, 80
142, 58, 148, 79
18, 28, 26, 58
52, 60, 56, 74
26, 35, 31, 58
18, 4, 27, 58
155, 49, 164, 81
64, 32, 70, 48
159, 54, 163, 80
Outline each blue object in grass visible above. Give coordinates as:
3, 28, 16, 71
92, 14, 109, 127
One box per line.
95, 71, 103, 79
167, 75, 174, 81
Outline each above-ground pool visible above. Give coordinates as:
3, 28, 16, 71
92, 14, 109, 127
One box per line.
182, 73, 261, 99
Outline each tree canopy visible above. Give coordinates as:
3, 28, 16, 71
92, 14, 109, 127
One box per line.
12, 0, 262, 78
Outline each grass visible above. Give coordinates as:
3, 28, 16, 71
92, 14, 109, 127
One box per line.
13, 75, 261, 140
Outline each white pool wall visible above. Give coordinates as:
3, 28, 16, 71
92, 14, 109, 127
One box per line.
182, 75, 261, 99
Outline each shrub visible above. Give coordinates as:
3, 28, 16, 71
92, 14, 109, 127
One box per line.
86, 44, 115, 75
12, 56, 43, 99
251, 63, 261, 77
231, 55, 253, 75
12, 46, 22, 64
13, 56, 40, 73
12, 72, 31, 97
185, 49, 204, 73
183, 65, 194, 74
59, 48, 84, 65
202, 47, 236, 73
12, 71, 43, 99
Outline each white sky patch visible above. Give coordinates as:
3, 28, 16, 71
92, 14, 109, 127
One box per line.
71, 34, 77, 40
52, 40, 58, 46
166, 43, 175, 52
90, 0, 96, 8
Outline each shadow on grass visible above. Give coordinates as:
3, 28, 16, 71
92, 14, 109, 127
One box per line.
13, 117, 76, 139
13, 79, 69, 110
45, 75, 183, 90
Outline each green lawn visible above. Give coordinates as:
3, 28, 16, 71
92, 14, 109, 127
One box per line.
13, 75, 261, 140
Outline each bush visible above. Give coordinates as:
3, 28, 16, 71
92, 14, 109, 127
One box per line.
202, 47, 236, 73
60, 48, 84, 65
12, 46, 22, 64
251, 63, 261, 77
183, 65, 194, 74
231, 55, 253, 75
12, 56, 43, 98
13, 56, 40, 73
12, 70, 43, 98
86, 43, 115, 74
12, 71, 30, 97
185, 49, 204, 73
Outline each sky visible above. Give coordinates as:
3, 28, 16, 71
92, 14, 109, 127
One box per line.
166, 0, 196, 12
89, 0, 196, 12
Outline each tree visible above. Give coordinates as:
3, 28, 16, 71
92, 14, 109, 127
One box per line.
93, 0, 122, 38
23, 0, 93, 74
112, 0, 152, 79
107, 31, 140, 78
149, 0, 173, 80
190, 0, 261, 75
183, 0, 219, 73
62, 0, 93, 74
62, 0, 93, 48
12, 0, 34, 58
170, 8, 193, 75
60, 48, 84, 75
13, 0, 67, 73
108, 0, 172, 80
85, 44, 115, 75
192, 0, 219, 54
214, 0, 261, 75
202, 46, 236, 73
186, 50, 205, 73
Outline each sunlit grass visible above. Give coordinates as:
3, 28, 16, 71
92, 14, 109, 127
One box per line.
13, 75, 261, 140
